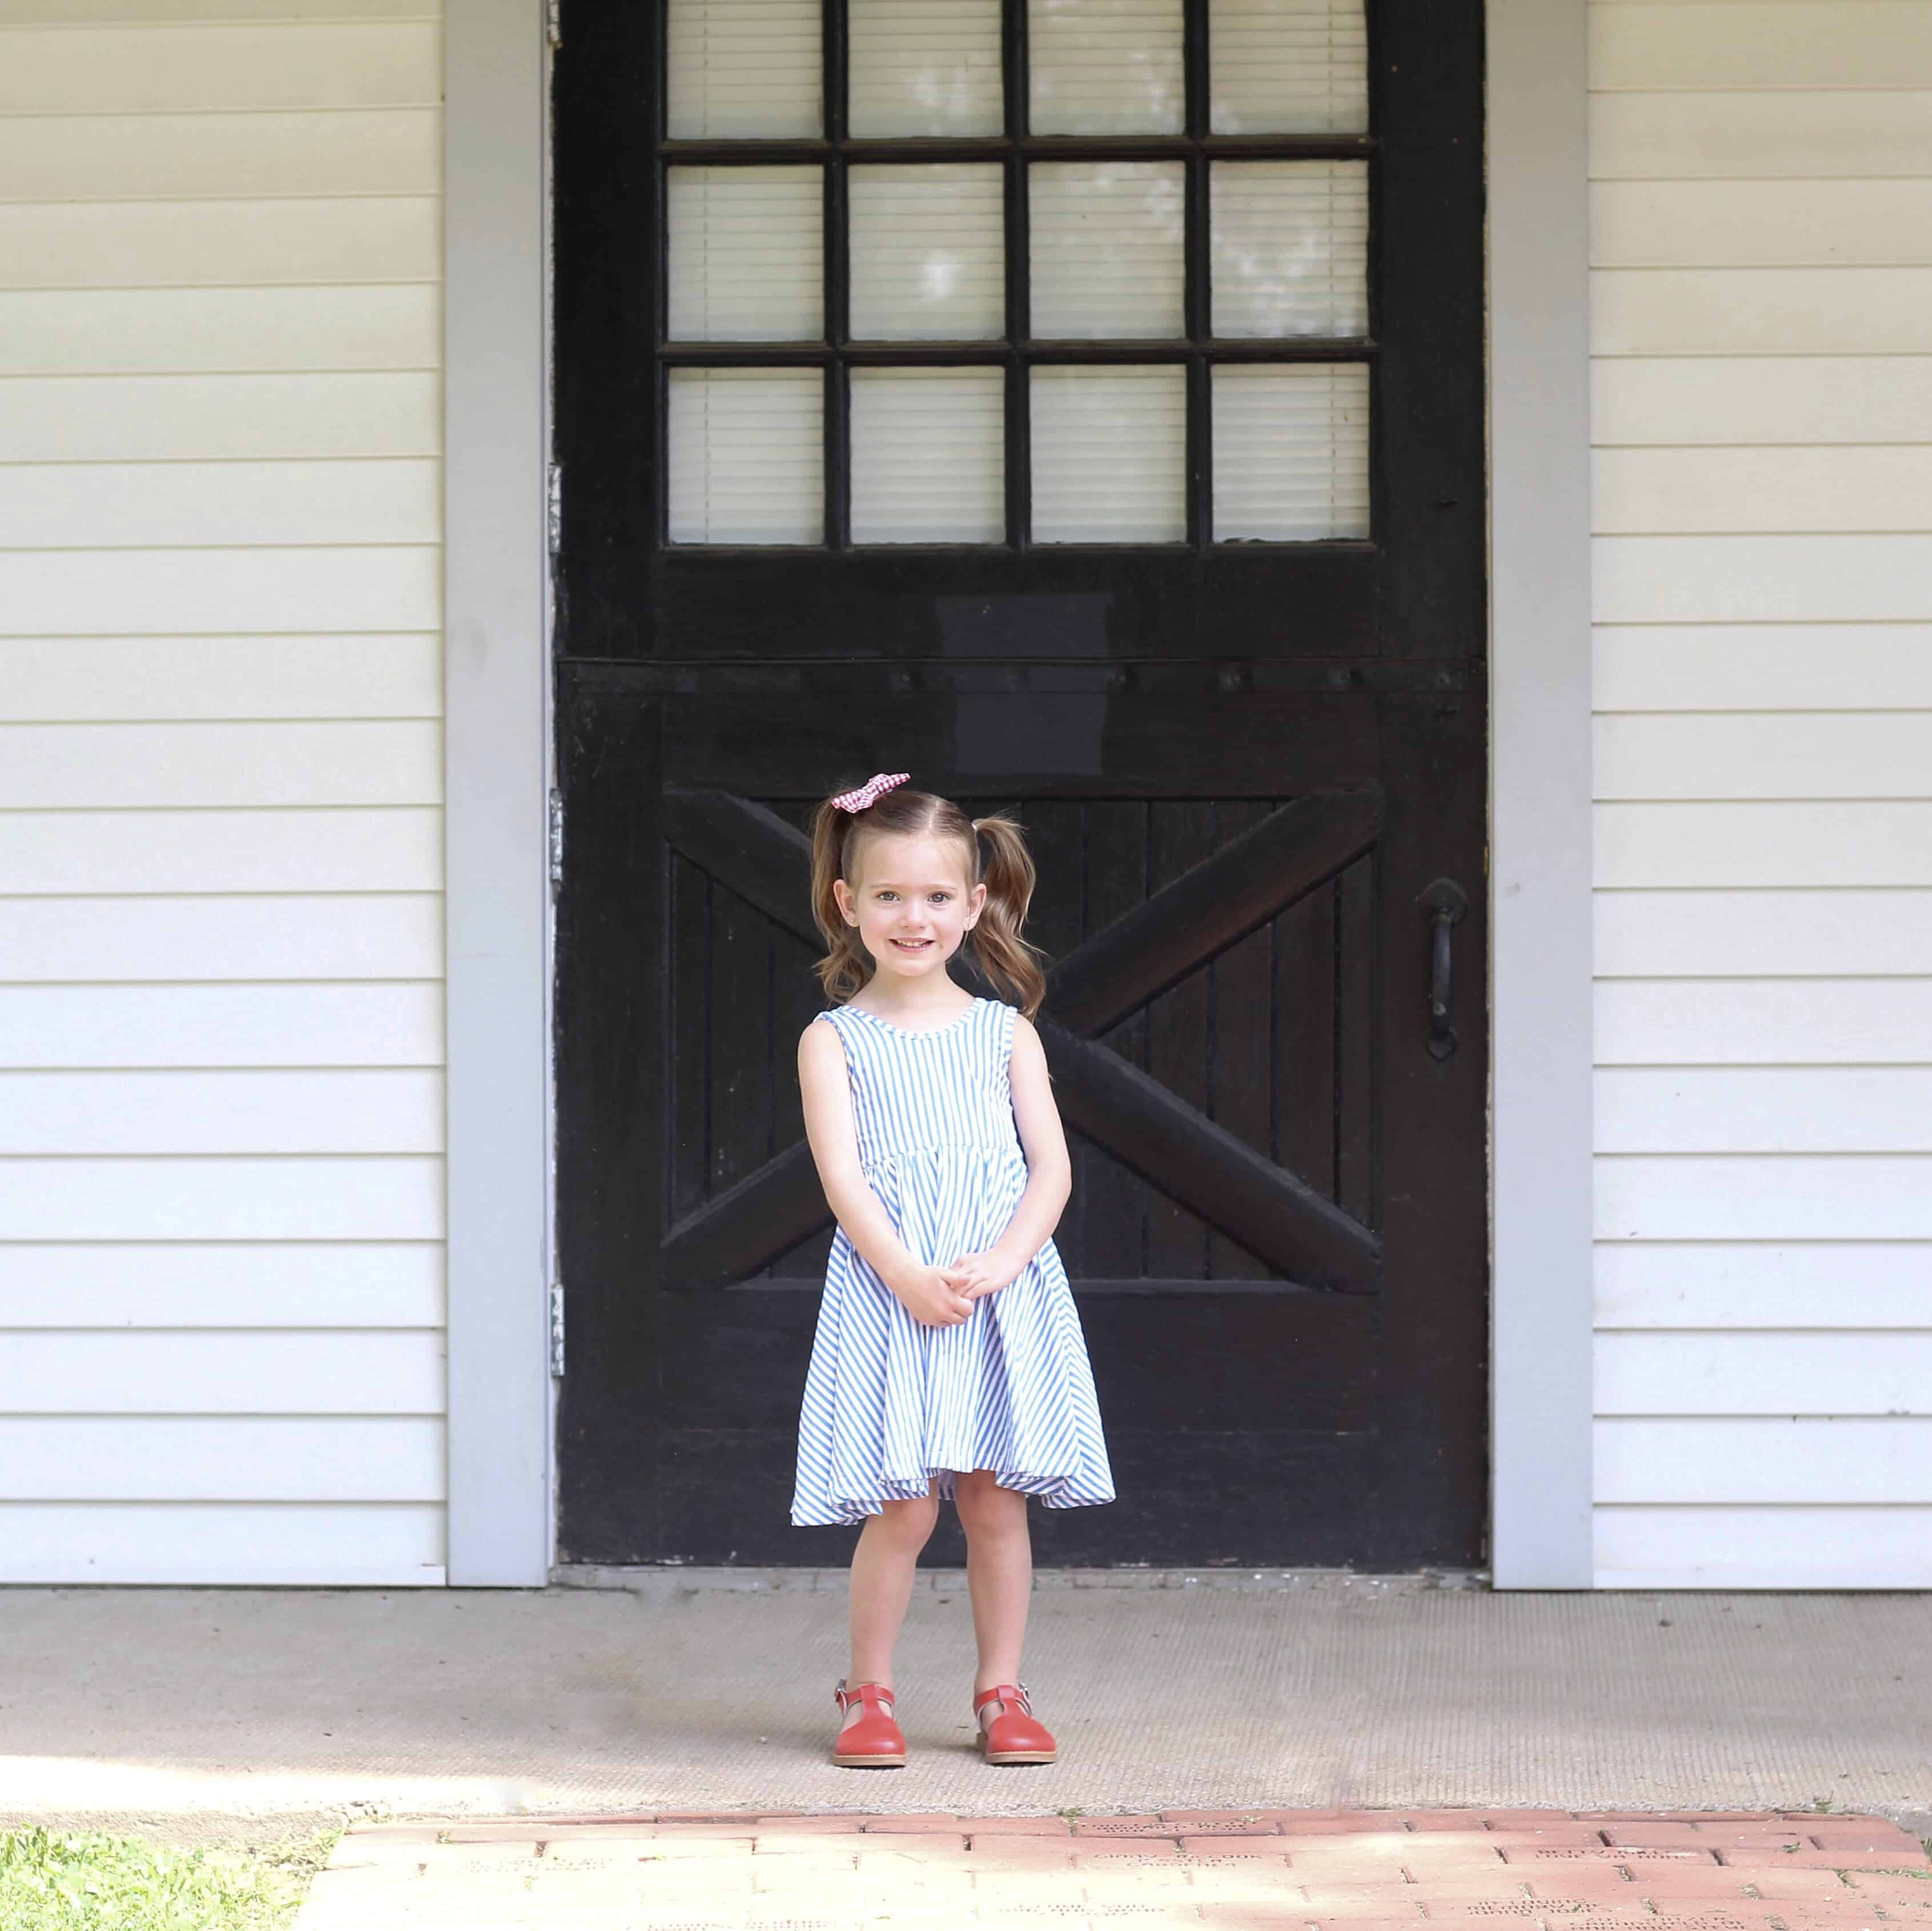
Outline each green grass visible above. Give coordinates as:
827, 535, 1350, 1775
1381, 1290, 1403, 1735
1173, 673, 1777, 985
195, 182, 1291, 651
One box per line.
0, 1828, 337, 1931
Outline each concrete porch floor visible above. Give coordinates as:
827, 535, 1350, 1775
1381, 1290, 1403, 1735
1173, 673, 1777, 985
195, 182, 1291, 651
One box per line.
2, 1571, 1930, 1843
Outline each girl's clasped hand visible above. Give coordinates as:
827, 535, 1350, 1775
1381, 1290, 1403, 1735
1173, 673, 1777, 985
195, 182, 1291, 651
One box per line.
895, 1251, 1023, 1327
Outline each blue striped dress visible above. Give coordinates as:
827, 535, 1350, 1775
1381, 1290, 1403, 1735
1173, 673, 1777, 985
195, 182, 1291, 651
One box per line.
790, 996, 1115, 1526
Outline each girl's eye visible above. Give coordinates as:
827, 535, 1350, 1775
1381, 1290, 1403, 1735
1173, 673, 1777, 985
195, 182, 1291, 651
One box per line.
930, 893, 950, 905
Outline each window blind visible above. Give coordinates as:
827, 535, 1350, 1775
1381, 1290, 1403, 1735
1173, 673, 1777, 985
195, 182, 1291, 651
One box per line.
1029, 162, 1186, 340
849, 0, 1003, 136
1210, 161, 1369, 338
1029, 0, 1184, 135
668, 368, 824, 544
666, 0, 822, 139
849, 165, 1006, 340
851, 368, 1006, 543
667, 166, 824, 343
1031, 366, 1187, 542
1213, 364, 1368, 540
1209, 0, 1367, 134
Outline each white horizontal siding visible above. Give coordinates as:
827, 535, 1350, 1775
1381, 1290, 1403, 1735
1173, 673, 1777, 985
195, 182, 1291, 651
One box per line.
0, 722, 441, 807
0, 984, 442, 1067
1594, 269, 1932, 355
1595, 628, 1932, 711
0, 197, 439, 289
0, 1069, 445, 1153
1590, 90, 1932, 181
1597, 802, 1932, 887
0, 1329, 443, 1412
0, 2, 447, 1585
0, 375, 440, 460
0, 547, 442, 635
1596, 980, 1932, 1065
0, 807, 442, 893
0, 1416, 445, 1501
1595, 362, 1932, 445
0, 1157, 446, 1240
1595, 1507, 1932, 1591
1596, 1242, 1932, 1330
0, 107, 440, 200
0, 894, 442, 981
1596, 889, 1932, 978
0, 1503, 445, 1587
1590, 5, 1932, 92
1598, 1156, 1932, 1242
0, 23, 440, 114
1595, 448, 1932, 534
0, 635, 442, 720
1597, 1419, 1932, 1504
1593, 179, 1932, 269
1596, 1068, 1932, 1152
1589, 0, 1932, 1587
0, 287, 441, 373
0, 1242, 443, 1328
1596, 713, 1932, 798
0, 462, 441, 548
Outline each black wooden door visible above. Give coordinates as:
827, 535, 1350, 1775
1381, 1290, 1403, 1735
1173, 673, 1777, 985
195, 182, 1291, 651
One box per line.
553, 0, 1487, 1569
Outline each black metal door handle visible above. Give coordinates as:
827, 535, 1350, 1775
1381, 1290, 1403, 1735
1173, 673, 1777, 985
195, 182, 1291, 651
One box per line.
1417, 879, 1468, 1061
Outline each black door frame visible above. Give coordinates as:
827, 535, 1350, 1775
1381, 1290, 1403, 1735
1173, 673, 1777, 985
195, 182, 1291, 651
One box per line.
549, 0, 1489, 1571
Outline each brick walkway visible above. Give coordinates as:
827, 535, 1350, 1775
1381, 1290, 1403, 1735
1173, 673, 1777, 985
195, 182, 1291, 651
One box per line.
296, 1808, 1932, 1929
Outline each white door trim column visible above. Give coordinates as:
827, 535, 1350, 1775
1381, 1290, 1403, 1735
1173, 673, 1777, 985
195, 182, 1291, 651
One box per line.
443, 0, 552, 1585
435, 0, 1596, 1588
1486, 0, 1595, 1587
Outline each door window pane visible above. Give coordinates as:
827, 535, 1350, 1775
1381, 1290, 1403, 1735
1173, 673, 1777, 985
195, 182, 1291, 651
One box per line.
851, 368, 1005, 542
850, 165, 1005, 340
1031, 366, 1186, 542
668, 167, 823, 342
1029, 0, 1183, 135
669, 369, 823, 543
1030, 162, 1185, 339
1210, 0, 1367, 134
1211, 161, 1368, 338
849, 0, 1003, 136
1213, 364, 1367, 539
667, 0, 822, 138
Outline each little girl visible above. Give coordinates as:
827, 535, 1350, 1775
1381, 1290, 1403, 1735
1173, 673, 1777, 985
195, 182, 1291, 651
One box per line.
791, 772, 1113, 1769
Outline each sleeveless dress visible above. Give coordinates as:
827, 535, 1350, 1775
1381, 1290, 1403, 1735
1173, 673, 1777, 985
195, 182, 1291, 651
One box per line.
790, 996, 1115, 1526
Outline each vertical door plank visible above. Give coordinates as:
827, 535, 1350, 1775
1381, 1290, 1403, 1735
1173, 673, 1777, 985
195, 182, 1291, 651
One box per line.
667, 855, 710, 1227
1274, 876, 1339, 1207
1335, 851, 1375, 1226
1208, 799, 1277, 1277
1146, 801, 1216, 1280
1079, 800, 1151, 1279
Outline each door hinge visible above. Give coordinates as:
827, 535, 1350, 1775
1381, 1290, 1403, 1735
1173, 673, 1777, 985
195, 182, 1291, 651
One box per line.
547, 787, 564, 898
546, 462, 562, 558
549, 1281, 566, 1377
546, 0, 562, 49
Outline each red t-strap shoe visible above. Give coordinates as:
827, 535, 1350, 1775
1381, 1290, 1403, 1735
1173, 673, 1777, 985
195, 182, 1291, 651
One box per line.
832, 1679, 906, 1768
974, 1681, 1057, 1765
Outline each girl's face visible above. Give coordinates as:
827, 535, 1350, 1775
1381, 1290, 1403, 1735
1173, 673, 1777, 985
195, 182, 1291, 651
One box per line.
833, 831, 987, 986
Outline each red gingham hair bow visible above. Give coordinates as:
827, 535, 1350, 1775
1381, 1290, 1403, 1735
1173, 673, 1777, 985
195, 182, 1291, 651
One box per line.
830, 771, 910, 814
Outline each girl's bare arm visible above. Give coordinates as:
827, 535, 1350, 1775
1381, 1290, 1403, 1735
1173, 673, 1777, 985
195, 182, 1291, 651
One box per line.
797, 1020, 973, 1326
949, 1014, 1073, 1299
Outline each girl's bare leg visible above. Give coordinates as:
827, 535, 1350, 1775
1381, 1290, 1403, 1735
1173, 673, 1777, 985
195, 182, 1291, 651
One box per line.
952, 1470, 1033, 1695
845, 1489, 939, 1728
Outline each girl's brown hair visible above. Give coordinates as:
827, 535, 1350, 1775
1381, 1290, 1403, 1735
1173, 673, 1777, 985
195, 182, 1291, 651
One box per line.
809, 786, 1047, 1017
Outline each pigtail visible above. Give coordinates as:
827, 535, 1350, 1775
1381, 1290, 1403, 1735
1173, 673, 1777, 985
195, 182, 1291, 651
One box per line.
809, 798, 873, 1004
967, 814, 1047, 1019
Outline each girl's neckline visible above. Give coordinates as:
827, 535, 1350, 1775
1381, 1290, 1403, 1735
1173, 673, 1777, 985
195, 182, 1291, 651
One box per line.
841, 997, 985, 1037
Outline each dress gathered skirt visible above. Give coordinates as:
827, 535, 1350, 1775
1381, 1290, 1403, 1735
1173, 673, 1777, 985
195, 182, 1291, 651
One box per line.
790, 996, 1115, 1526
